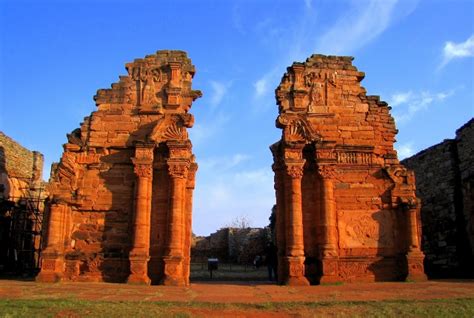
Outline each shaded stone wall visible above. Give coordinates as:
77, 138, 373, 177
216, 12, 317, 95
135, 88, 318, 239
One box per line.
37, 50, 201, 286
272, 54, 425, 285
0, 132, 44, 199
402, 118, 474, 278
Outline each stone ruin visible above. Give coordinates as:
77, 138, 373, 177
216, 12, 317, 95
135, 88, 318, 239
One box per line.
402, 118, 474, 278
271, 55, 426, 285
37, 50, 427, 286
37, 50, 201, 285
0, 132, 44, 201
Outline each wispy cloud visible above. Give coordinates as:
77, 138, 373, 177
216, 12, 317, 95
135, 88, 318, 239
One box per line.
252, 0, 418, 109
199, 153, 251, 171
389, 89, 455, 123
439, 34, 474, 69
209, 80, 229, 108
254, 78, 268, 98
395, 141, 415, 159
316, 0, 401, 55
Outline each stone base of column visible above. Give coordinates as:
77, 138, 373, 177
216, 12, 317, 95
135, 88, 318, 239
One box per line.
406, 251, 427, 282
318, 257, 341, 284
36, 251, 64, 283
35, 255, 64, 283
162, 256, 186, 286
182, 256, 190, 286
127, 253, 150, 285
283, 256, 309, 286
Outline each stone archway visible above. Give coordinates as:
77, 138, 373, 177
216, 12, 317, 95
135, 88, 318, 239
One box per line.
36, 51, 426, 286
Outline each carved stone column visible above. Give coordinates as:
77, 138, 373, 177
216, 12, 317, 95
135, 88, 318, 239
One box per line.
272, 162, 287, 284
127, 146, 154, 285
162, 160, 189, 286
318, 166, 338, 256
183, 162, 197, 285
284, 161, 310, 286
405, 202, 427, 281
36, 202, 68, 282
317, 165, 339, 283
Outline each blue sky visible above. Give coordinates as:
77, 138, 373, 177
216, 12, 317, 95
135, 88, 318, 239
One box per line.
1, 0, 473, 235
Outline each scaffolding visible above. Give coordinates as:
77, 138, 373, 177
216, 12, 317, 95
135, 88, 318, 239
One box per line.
0, 185, 46, 276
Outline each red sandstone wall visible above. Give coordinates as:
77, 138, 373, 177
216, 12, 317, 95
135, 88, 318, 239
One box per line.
41, 51, 200, 283
273, 55, 424, 284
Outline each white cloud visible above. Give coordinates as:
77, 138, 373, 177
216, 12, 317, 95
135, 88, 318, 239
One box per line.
254, 78, 268, 98
439, 34, 474, 69
390, 92, 413, 107
200, 153, 251, 172
396, 141, 415, 159
390, 89, 455, 123
209, 80, 229, 108
316, 0, 400, 55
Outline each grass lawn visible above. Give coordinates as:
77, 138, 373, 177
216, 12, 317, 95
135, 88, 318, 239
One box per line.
0, 298, 473, 317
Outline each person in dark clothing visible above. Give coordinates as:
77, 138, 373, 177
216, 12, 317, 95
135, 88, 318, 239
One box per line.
265, 242, 278, 281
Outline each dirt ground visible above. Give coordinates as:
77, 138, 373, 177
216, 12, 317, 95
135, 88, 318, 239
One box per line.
0, 279, 472, 303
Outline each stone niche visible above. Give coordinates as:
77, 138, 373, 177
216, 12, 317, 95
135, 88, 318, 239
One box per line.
36, 50, 201, 285
271, 54, 426, 285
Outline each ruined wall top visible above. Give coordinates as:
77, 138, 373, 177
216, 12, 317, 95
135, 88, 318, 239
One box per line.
274, 54, 399, 165
94, 50, 201, 115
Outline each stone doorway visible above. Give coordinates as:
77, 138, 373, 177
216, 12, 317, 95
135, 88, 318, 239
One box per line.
35, 50, 426, 286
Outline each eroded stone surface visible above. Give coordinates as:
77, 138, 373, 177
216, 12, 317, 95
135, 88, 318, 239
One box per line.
402, 118, 474, 278
271, 54, 426, 284
37, 50, 201, 285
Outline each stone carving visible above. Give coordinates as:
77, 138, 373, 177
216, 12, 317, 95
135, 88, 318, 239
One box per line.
271, 54, 425, 285
338, 262, 368, 279
317, 165, 337, 179
133, 164, 153, 178
286, 165, 304, 179
168, 162, 189, 179
37, 50, 201, 286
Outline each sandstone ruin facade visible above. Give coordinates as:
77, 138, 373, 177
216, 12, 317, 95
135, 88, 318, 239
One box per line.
271, 55, 426, 284
402, 119, 474, 278
37, 51, 201, 285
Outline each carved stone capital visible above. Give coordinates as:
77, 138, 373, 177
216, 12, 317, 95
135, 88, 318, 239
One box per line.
285, 164, 304, 179
168, 161, 190, 179
318, 165, 337, 179
134, 164, 153, 178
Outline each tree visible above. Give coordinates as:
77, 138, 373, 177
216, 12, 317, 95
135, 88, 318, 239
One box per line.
226, 215, 252, 229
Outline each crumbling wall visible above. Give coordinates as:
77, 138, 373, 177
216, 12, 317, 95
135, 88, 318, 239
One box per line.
402, 118, 474, 278
272, 54, 425, 285
0, 132, 44, 199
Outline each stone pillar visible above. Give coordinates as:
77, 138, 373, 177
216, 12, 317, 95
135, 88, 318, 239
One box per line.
283, 161, 310, 286
36, 202, 68, 282
272, 162, 287, 284
162, 160, 189, 286
183, 162, 197, 285
405, 203, 427, 281
318, 165, 339, 283
127, 146, 154, 285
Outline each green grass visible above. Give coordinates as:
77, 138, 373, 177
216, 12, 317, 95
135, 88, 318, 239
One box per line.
0, 298, 473, 317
